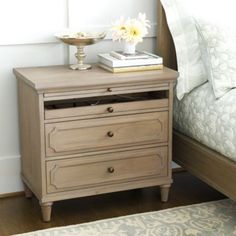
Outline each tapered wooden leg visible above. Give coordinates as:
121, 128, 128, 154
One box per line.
160, 184, 171, 202
40, 202, 53, 222
23, 183, 33, 198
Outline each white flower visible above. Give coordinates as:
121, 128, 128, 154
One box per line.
111, 16, 127, 42
123, 18, 146, 44
138, 13, 151, 29
111, 13, 150, 44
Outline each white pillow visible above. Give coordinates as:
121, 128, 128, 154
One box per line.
160, 0, 207, 100
195, 19, 236, 98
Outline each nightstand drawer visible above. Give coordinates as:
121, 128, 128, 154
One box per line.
46, 147, 168, 194
45, 111, 168, 156
45, 112, 168, 157
44, 98, 168, 121
43, 82, 169, 101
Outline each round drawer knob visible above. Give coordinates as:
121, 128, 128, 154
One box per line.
107, 131, 114, 137
107, 107, 114, 113
108, 167, 115, 173
107, 88, 113, 92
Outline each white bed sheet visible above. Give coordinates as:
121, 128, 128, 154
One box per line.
174, 82, 236, 161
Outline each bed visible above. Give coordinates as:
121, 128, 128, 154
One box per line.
157, 0, 236, 200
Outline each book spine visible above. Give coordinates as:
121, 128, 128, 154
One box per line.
113, 60, 163, 67
109, 51, 126, 60
110, 51, 149, 60
99, 57, 163, 67
113, 65, 163, 72
98, 63, 163, 73
98, 55, 114, 67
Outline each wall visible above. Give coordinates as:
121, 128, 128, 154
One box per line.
0, 0, 157, 194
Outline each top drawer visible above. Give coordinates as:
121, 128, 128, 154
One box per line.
43, 82, 169, 101
44, 91, 169, 121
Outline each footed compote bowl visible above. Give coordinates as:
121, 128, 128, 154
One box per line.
56, 31, 106, 70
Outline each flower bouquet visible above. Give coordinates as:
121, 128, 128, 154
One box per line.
111, 13, 150, 54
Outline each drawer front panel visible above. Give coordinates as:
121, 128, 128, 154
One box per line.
46, 147, 168, 193
45, 99, 168, 120
45, 112, 168, 156
43, 83, 169, 101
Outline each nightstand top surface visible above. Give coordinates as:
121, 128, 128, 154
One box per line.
14, 64, 178, 92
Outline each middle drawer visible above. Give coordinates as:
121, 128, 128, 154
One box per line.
45, 112, 168, 157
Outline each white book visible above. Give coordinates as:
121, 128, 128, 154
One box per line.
110, 51, 150, 60
99, 63, 163, 73
98, 53, 163, 68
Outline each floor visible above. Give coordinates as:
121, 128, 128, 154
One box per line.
0, 172, 225, 236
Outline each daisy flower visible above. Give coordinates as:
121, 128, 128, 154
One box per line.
111, 13, 150, 44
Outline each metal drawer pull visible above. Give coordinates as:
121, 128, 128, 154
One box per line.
107, 88, 113, 92
107, 131, 114, 137
107, 107, 114, 113
108, 167, 115, 173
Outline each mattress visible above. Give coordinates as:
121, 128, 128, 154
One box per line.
173, 82, 236, 161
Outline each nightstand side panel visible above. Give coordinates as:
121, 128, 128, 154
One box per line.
17, 80, 45, 199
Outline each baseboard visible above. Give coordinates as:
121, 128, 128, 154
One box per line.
0, 191, 24, 199
0, 155, 23, 195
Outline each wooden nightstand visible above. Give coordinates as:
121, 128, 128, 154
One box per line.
14, 65, 178, 222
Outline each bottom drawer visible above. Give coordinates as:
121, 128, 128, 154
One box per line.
46, 147, 168, 194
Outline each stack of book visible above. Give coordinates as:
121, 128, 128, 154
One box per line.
98, 51, 163, 73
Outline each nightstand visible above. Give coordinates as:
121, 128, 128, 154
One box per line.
14, 65, 178, 222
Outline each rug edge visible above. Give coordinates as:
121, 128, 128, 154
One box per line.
12, 198, 229, 236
